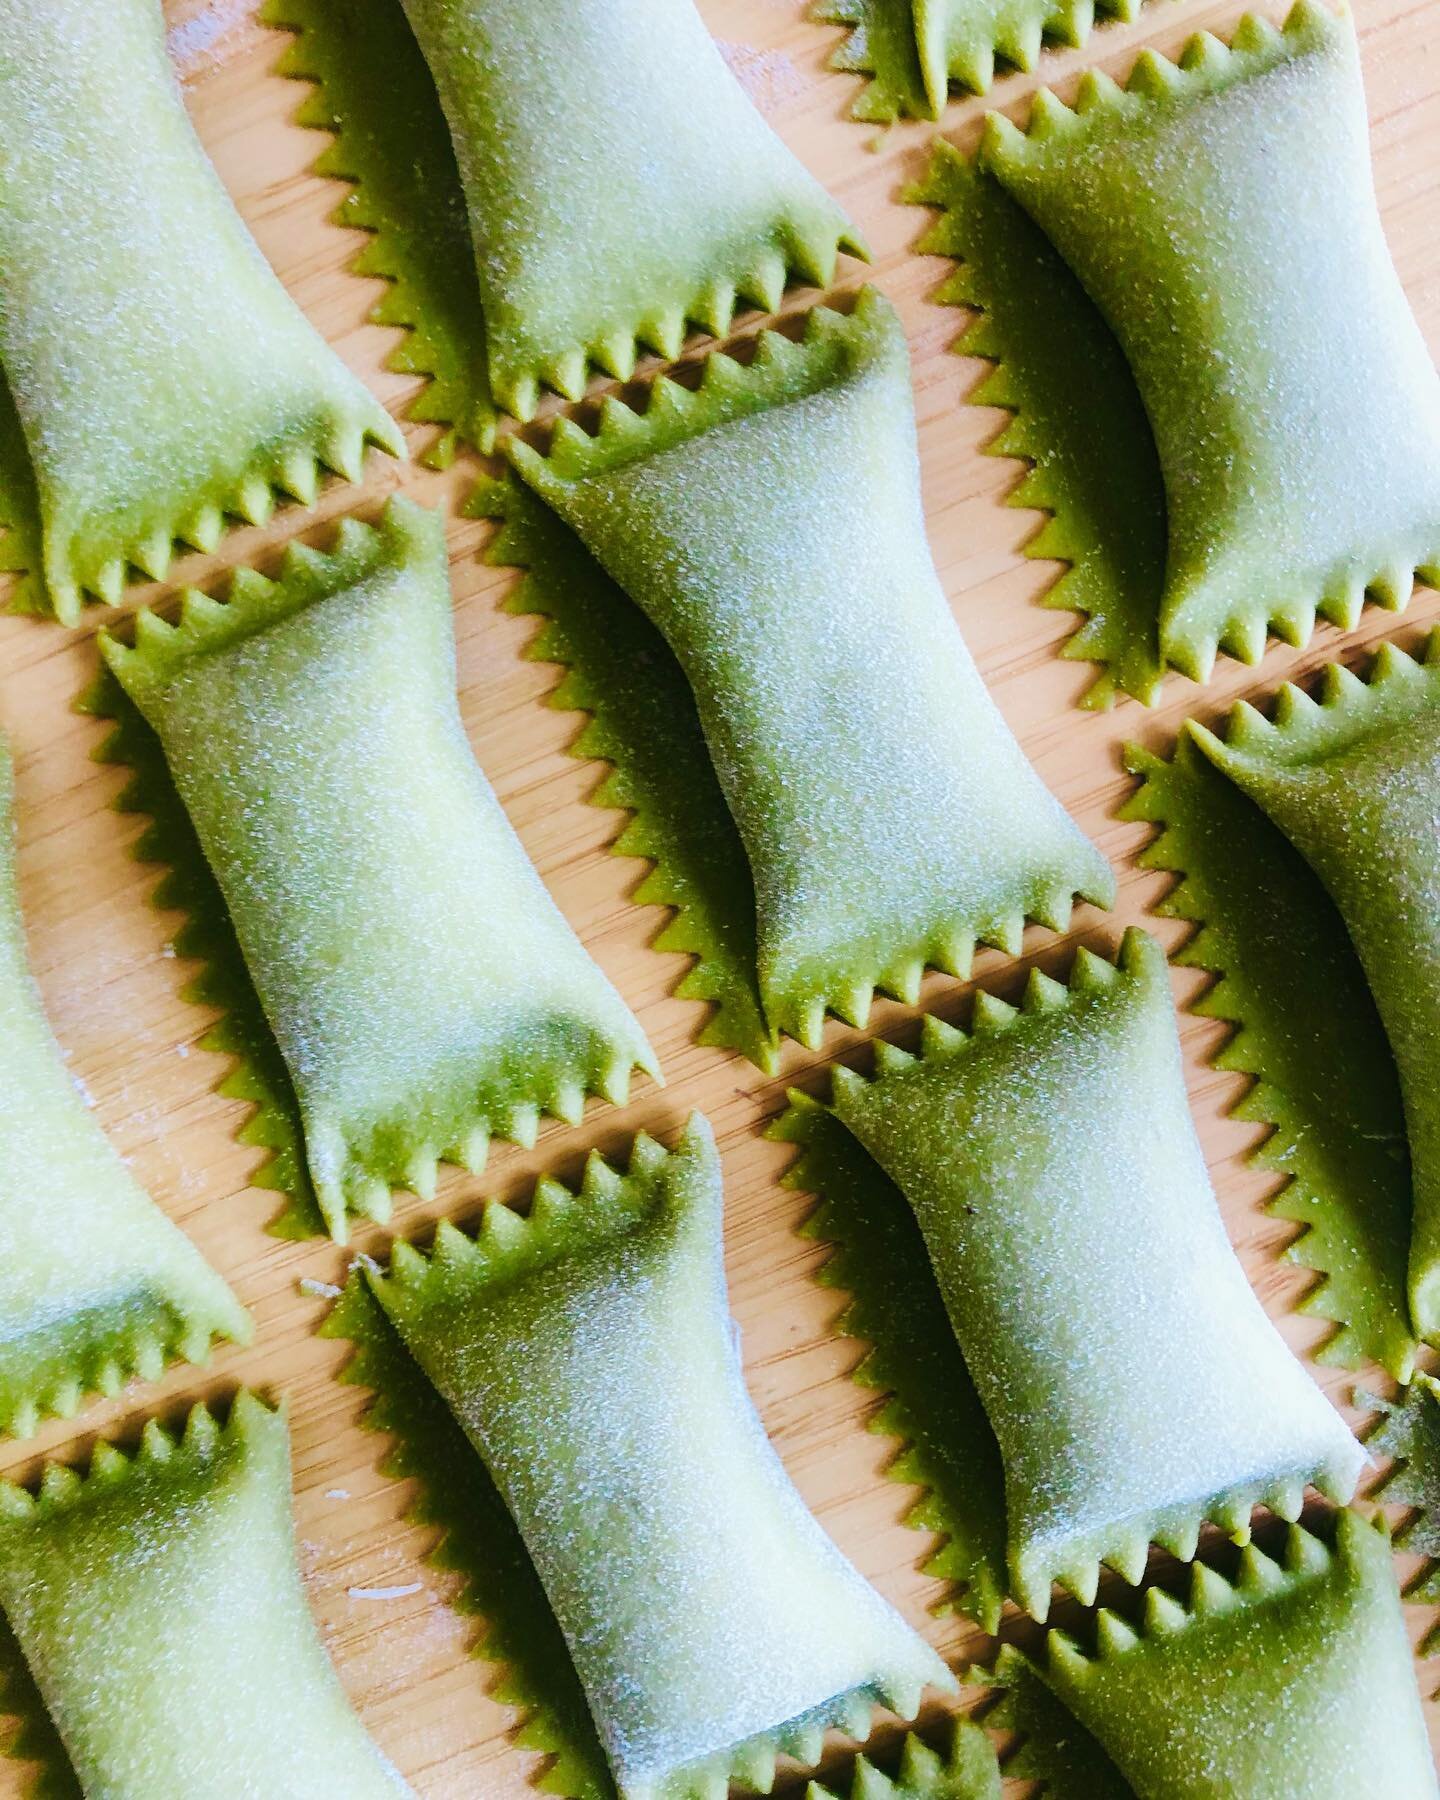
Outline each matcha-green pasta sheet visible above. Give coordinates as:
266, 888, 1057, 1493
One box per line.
472, 473, 774, 1069
1366, 1371, 1440, 1644
84, 666, 321, 1241
506, 291, 1112, 1053
1187, 632, 1440, 1341
364, 1115, 953, 1800
263, 0, 492, 462
907, 143, 1168, 708
0, 735, 248, 1439
1009, 1512, 1436, 1799
0, 1393, 411, 1798
0, 0, 402, 621
827, 928, 1362, 1619
808, 1723, 1001, 1800
325, 1270, 613, 1800
393, 0, 862, 418
768, 1091, 1008, 1631
101, 497, 655, 1240
1120, 731, 1415, 1378
971, 2, 1440, 687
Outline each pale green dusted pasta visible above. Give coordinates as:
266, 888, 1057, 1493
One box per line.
367, 1115, 954, 1800
101, 497, 656, 1240
1188, 633, 1440, 1340
980, 3, 1440, 683
1006, 1512, 1437, 1799
829, 929, 1363, 1619
395, 0, 863, 417
0, 0, 403, 621
0, 1393, 412, 1798
0, 734, 248, 1437
508, 291, 1112, 1050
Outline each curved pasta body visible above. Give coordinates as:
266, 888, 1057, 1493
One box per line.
0, 736, 247, 1436
1189, 635, 1440, 1338
102, 498, 656, 1238
0, 0, 403, 618
396, 0, 861, 416
830, 929, 1362, 1617
509, 291, 1112, 1048
0, 1394, 412, 1798
981, 3, 1440, 682
368, 1115, 952, 1800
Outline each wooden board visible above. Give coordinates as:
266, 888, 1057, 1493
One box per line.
0, 0, 1436, 1791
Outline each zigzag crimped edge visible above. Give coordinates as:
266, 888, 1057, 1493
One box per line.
1364, 1373, 1440, 1646
262, 0, 493, 464
340, 1123, 942, 1800
0, 1390, 276, 1522
790, 930, 1358, 1620
813, 0, 1143, 123
52, 405, 404, 627
0, 1395, 277, 1793
470, 474, 777, 1072
767, 1089, 1009, 1633
1001, 1510, 1384, 1695
93, 499, 655, 1239
0, 1293, 248, 1450
493, 220, 869, 427
1120, 632, 1436, 1380
362, 1126, 691, 1317
99, 497, 428, 710
979, 1, 1440, 686
504, 288, 1107, 1051
505, 290, 889, 493
905, 140, 1166, 711
1185, 628, 1440, 773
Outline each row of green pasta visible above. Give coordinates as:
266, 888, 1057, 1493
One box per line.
1, 224, 1438, 1800
0, 0, 1435, 1793
9, 0, 1432, 718
0, 1096, 1430, 1798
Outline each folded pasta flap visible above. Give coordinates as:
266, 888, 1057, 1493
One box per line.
811, 0, 935, 123
471, 473, 776, 1070
508, 294, 889, 498
987, 1, 1332, 168
1117, 733, 1416, 1379
1025, 1511, 1437, 1796
366, 1119, 716, 1331
100, 499, 430, 713
79, 664, 324, 1241
905, 139, 1166, 710
767, 1091, 1009, 1632
322, 1275, 612, 1800
1192, 637, 1438, 789
262, 0, 495, 461
0, 1394, 271, 1530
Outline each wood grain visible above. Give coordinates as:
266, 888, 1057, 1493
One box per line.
0, 0, 1435, 1791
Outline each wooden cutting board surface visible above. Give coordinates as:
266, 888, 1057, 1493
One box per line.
0, 0, 1437, 1792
